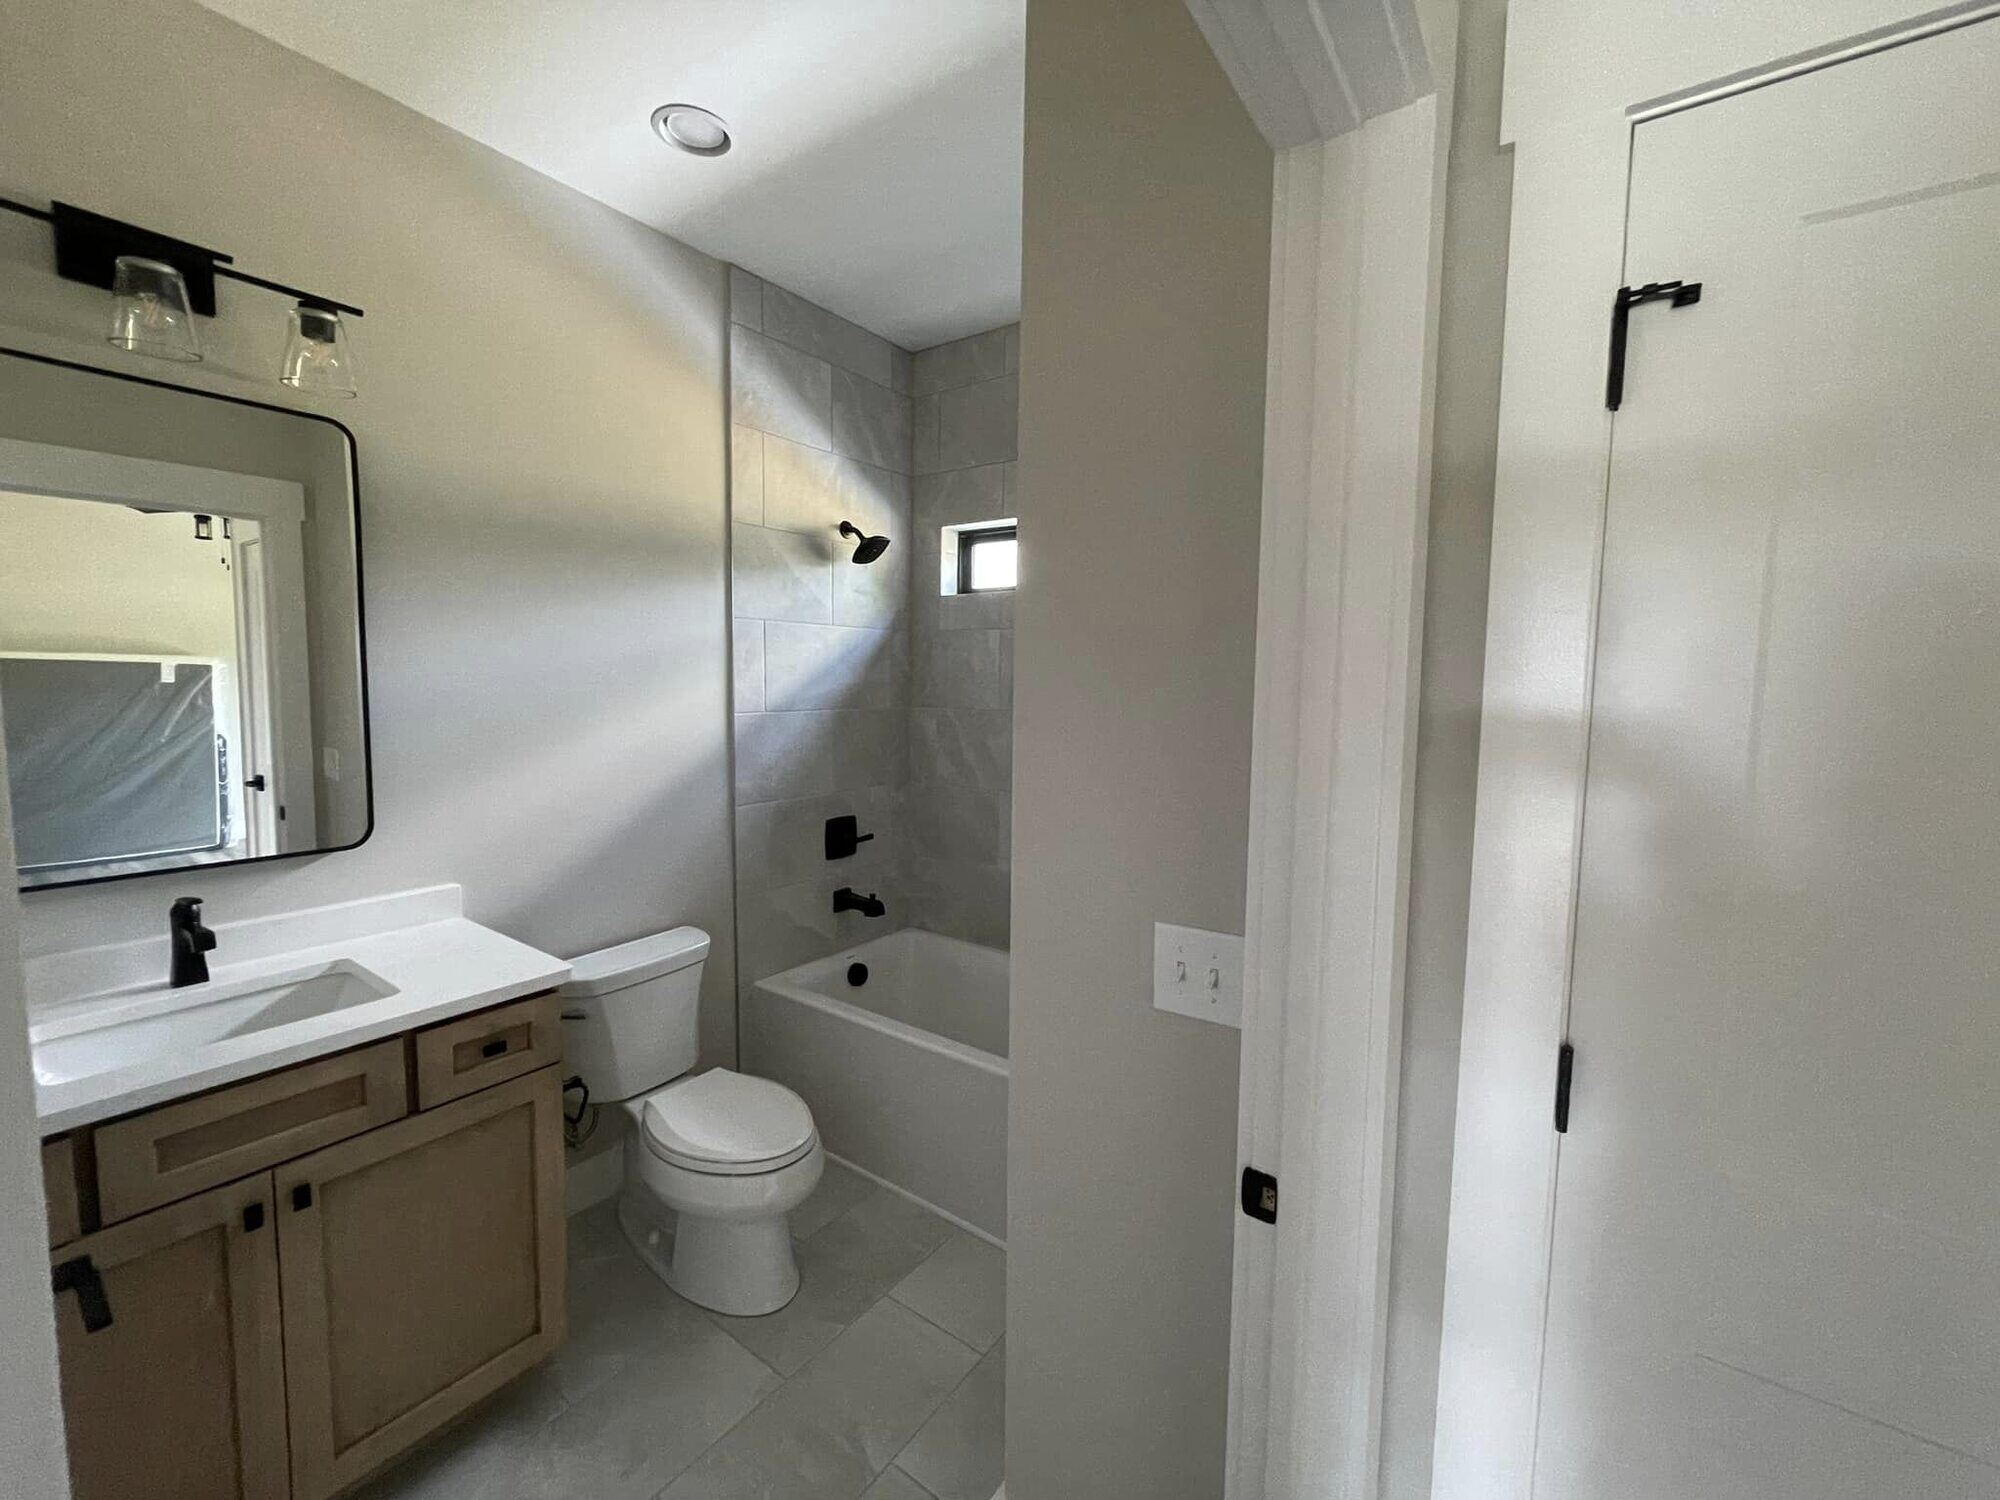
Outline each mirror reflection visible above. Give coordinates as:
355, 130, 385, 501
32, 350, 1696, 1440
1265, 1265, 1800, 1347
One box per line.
0, 351, 370, 889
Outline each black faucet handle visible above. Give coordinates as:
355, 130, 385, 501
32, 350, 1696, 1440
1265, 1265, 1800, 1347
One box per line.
170, 895, 204, 921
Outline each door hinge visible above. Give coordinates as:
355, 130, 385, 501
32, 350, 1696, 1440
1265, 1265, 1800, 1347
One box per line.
1606, 280, 1702, 410
1241, 1166, 1278, 1224
1554, 1041, 1576, 1134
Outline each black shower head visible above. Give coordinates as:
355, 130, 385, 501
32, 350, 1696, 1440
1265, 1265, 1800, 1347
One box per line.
838, 520, 891, 565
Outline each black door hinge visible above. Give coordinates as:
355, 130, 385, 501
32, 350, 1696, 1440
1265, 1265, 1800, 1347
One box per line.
53, 1254, 113, 1333
1606, 280, 1702, 410
1241, 1167, 1278, 1224
1554, 1041, 1576, 1134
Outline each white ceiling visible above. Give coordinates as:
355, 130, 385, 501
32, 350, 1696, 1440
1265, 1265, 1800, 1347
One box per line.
195, 0, 1026, 350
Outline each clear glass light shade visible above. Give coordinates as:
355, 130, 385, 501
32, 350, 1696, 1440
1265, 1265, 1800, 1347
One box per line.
281, 304, 358, 398
107, 256, 202, 362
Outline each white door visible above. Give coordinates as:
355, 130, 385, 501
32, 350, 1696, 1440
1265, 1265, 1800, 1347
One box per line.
231, 528, 279, 858
1537, 21, 2000, 1499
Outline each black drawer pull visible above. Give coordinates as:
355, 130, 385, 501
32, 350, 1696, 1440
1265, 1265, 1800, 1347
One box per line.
292, 1183, 314, 1212
53, 1255, 113, 1333
243, 1203, 265, 1233
480, 1037, 510, 1059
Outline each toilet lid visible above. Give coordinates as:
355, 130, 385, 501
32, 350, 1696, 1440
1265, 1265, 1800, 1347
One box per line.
640, 1069, 815, 1172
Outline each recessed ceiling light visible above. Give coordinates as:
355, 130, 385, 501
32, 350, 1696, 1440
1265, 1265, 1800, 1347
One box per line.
652, 103, 731, 157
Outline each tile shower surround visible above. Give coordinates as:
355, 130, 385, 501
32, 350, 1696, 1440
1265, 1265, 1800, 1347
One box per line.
729, 266, 1017, 998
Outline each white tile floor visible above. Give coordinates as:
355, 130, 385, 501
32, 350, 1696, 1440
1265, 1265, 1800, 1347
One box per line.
356, 1161, 1005, 1500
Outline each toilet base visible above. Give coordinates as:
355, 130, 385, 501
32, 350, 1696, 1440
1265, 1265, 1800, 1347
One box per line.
615, 1135, 823, 1317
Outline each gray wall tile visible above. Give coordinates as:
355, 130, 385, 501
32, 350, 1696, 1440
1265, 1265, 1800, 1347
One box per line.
731, 325, 832, 449
765, 622, 903, 712
729, 266, 764, 330
903, 323, 1019, 949
737, 788, 896, 892
936, 374, 1019, 472
835, 526, 910, 630
912, 394, 940, 476
914, 630, 1004, 711
734, 709, 905, 805
765, 439, 909, 543
833, 368, 913, 474
733, 621, 765, 713
730, 423, 764, 525
732, 522, 831, 624
915, 464, 1008, 532
763, 282, 896, 387
912, 328, 1011, 396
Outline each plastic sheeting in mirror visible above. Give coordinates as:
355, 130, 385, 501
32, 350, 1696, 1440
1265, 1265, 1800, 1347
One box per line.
2, 656, 224, 873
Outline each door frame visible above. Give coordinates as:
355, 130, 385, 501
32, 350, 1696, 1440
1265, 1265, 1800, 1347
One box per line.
1432, 5, 2000, 1496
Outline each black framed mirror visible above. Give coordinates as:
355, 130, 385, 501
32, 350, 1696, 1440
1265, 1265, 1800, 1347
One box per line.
0, 348, 372, 890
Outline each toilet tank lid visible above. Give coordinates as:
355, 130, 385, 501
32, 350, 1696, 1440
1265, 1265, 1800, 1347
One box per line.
560, 927, 710, 997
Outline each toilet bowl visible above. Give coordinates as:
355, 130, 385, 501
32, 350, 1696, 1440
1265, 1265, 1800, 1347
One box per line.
619, 1069, 824, 1315
559, 928, 823, 1315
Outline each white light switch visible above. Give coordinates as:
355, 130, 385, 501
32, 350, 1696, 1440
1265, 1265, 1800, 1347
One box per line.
1153, 922, 1245, 1029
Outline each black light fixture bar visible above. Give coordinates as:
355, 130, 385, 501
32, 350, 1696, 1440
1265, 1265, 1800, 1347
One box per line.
0, 195, 363, 319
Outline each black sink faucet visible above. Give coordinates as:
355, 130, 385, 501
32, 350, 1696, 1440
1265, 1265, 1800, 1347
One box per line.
169, 896, 217, 988
833, 887, 886, 919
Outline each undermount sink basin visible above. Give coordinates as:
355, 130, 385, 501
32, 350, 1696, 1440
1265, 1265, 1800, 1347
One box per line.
31, 961, 400, 1089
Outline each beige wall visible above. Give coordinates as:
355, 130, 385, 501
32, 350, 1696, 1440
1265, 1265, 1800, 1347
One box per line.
0, 497, 240, 664
0, 744, 66, 1494
0, 0, 737, 1065
1380, 0, 1512, 1493
1007, 1, 1270, 1494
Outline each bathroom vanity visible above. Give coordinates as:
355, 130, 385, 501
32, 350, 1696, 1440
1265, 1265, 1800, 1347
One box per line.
30, 890, 571, 1500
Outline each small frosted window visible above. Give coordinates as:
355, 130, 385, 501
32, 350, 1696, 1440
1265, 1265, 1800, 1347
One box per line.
952, 523, 1017, 594
964, 530, 1017, 592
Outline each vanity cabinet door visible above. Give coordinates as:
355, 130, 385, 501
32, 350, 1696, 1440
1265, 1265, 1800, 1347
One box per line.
275, 1066, 567, 1500
51, 1172, 288, 1500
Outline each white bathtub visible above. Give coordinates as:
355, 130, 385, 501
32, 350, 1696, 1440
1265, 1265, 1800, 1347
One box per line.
745, 928, 1008, 1241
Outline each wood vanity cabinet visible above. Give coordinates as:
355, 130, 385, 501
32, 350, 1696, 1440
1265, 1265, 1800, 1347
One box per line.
46, 994, 566, 1500
52, 1173, 289, 1500
276, 1068, 566, 1499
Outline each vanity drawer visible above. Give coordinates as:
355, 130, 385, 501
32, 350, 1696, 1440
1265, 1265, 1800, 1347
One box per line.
93, 1041, 410, 1226
412, 993, 562, 1110
44, 1136, 84, 1247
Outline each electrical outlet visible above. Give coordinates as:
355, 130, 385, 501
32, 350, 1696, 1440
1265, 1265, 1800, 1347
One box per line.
1152, 922, 1245, 1029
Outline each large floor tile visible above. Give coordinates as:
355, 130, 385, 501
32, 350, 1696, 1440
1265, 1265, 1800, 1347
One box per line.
660, 1299, 978, 1500
512, 1304, 779, 1499
349, 1363, 567, 1500
566, 1199, 628, 1272
548, 1225, 714, 1403
709, 1184, 955, 1375
863, 1467, 939, 1499
896, 1342, 1005, 1500
789, 1158, 878, 1242
890, 1231, 1005, 1352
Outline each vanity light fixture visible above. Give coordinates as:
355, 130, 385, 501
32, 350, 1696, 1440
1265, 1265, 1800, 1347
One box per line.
0, 194, 365, 395
652, 103, 732, 157
107, 256, 202, 363
281, 302, 359, 399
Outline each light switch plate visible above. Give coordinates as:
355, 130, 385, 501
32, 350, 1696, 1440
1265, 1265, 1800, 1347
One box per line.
1153, 922, 1245, 1029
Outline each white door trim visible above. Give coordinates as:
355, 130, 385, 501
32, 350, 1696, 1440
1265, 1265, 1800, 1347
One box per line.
1432, 7, 2000, 1497
1225, 79, 1453, 1498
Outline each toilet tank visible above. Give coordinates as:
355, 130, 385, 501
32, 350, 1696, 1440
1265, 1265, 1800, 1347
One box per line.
558, 927, 710, 1102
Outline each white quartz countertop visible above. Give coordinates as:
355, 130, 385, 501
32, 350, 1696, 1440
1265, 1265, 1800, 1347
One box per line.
31, 909, 570, 1134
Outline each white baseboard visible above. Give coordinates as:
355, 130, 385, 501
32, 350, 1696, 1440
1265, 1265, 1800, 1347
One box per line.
824, 1150, 1006, 1251
565, 1139, 624, 1215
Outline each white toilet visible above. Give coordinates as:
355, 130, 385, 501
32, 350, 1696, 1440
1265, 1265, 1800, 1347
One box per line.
559, 927, 824, 1316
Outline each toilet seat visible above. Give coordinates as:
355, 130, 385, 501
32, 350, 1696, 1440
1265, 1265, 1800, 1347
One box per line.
638, 1068, 816, 1176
